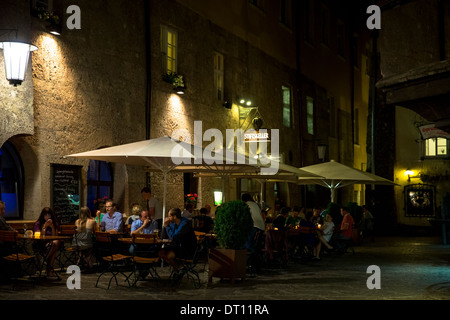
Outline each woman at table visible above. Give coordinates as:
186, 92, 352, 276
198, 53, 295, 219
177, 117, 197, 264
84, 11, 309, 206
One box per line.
73, 206, 98, 273
33, 207, 61, 278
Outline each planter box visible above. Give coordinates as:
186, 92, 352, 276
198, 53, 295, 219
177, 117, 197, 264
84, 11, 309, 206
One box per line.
208, 248, 247, 284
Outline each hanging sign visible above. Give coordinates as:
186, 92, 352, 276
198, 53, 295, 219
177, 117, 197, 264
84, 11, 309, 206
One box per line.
418, 124, 450, 140
244, 130, 271, 143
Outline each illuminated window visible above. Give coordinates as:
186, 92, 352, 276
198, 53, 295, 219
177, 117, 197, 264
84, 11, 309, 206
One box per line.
280, 0, 292, 28
249, 0, 265, 11
425, 138, 448, 157
282, 86, 291, 127
337, 20, 345, 57
214, 52, 224, 101
321, 5, 330, 46
304, 0, 314, 44
0, 142, 24, 219
306, 96, 314, 135
87, 160, 113, 214
161, 25, 178, 74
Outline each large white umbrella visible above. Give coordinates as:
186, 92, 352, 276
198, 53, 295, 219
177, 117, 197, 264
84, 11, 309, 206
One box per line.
65, 136, 264, 221
195, 161, 324, 203
297, 160, 398, 202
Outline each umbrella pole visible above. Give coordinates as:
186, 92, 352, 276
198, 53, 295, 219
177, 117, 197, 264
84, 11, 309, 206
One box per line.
161, 170, 168, 268
331, 180, 336, 203
162, 171, 167, 224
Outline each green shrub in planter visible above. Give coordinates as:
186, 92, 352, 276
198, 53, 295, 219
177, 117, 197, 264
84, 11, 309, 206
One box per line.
214, 200, 253, 250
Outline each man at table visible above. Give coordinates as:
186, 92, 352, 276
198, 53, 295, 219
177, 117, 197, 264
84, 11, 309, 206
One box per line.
141, 187, 163, 225
331, 206, 355, 252
159, 208, 197, 274
99, 200, 123, 233
0, 200, 14, 231
129, 210, 159, 256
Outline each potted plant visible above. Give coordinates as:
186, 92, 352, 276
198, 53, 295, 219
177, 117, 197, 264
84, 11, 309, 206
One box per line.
208, 200, 253, 284
162, 72, 185, 90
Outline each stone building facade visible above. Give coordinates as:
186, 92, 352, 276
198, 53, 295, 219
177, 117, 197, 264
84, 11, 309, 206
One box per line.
0, 0, 372, 223
376, 0, 450, 228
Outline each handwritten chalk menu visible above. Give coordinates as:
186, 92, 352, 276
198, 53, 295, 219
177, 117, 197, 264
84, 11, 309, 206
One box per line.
51, 164, 82, 224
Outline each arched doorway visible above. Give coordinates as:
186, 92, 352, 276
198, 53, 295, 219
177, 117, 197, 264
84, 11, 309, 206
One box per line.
0, 141, 24, 219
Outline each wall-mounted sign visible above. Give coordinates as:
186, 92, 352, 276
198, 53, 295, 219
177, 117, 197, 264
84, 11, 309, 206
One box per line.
51, 164, 82, 224
418, 124, 450, 140
244, 130, 271, 143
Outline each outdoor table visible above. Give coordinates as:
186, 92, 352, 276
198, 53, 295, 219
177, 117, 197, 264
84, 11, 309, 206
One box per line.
117, 237, 171, 245
18, 234, 72, 280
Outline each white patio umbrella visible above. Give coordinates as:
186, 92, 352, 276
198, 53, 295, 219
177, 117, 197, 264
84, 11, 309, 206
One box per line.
297, 160, 398, 202
65, 136, 264, 222
195, 161, 324, 203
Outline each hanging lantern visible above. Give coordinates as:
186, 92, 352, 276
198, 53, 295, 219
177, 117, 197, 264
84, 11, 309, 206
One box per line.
0, 41, 38, 86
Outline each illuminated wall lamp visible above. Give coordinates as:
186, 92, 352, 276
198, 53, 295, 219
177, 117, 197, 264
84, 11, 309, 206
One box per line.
0, 41, 38, 86
405, 169, 420, 183
317, 144, 327, 162
214, 191, 223, 206
174, 86, 185, 95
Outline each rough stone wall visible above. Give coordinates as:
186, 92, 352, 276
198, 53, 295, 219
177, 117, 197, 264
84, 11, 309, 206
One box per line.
6, 0, 148, 219
379, 0, 441, 78
148, 0, 300, 212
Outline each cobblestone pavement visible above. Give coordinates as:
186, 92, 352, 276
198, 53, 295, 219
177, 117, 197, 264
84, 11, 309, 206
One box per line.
1, 236, 449, 302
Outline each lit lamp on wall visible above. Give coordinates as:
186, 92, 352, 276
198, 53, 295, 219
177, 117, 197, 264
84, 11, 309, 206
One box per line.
0, 41, 38, 86
317, 144, 327, 162
214, 191, 223, 206
174, 86, 185, 95
405, 169, 420, 183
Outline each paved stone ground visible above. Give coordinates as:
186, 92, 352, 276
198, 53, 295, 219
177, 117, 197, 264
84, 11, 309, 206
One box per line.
1, 235, 449, 302
1, 236, 449, 318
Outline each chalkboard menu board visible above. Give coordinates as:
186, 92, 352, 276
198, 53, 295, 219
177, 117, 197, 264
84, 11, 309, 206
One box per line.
51, 164, 82, 224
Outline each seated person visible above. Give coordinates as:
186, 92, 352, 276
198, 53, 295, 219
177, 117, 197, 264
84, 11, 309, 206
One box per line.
331, 206, 355, 252
272, 207, 290, 231
129, 210, 159, 255
285, 206, 302, 227
159, 208, 197, 274
192, 207, 214, 233
0, 200, 14, 232
299, 211, 321, 259
125, 203, 142, 225
98, 200, 123, 233
33, 207, 61, 278
182, 203, 194, 220
73, 206, 98, 273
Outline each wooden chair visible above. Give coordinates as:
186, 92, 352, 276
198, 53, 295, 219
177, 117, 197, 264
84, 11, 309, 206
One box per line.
57, 224, 79, 270
129, 233, 160, 286
264, 229, 289, 268
172, 234, 204, 289
0, 230, 37, 287
94, 231, 132, 289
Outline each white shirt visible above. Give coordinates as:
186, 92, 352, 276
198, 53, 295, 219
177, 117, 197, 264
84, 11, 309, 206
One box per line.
149, 197, 163, 220
247, 201, 265, 231
322, 221, 335, 242
182, 209, 193, 220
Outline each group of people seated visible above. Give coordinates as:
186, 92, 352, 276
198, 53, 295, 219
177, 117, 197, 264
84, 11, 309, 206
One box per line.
241, 193, 358, 267
267, 205, 356, 260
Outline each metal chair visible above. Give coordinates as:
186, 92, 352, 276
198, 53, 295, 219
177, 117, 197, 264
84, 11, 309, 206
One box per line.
94, 231, 132, 289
